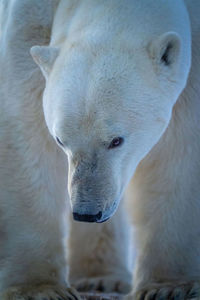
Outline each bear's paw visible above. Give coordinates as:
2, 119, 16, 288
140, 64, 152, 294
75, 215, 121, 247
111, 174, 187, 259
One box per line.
126, 281, 200, 300
73, 275, 132, 294
1, 284, 81, 300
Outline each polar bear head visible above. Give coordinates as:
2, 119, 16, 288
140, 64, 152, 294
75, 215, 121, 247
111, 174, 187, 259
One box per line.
31, 0, 191, 223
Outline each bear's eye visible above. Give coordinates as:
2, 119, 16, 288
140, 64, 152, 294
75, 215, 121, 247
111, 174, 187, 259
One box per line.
108, 137, 124, 149
56, 136, 64, 147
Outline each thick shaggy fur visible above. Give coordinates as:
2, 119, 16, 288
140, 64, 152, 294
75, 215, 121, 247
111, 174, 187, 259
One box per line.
0, 0, 199, 299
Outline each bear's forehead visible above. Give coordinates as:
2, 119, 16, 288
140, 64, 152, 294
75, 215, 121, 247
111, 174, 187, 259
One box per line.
54, 96, 131, 145
55, 46, 143, 104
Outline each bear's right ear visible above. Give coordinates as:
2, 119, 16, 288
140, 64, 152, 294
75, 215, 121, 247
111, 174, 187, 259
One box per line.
30, 46, 59, 79
147, 32, 181, 74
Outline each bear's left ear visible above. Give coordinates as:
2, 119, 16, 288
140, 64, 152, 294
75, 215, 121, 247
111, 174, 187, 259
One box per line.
30, 46, 59, 79
148, 32, 181, 72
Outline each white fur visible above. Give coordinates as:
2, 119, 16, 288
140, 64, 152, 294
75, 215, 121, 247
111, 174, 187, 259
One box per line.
39, 0, 191, 222
0, 0, 199, 299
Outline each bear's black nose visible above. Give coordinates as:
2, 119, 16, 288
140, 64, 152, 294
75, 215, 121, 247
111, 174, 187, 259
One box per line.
73, 211, 102, 222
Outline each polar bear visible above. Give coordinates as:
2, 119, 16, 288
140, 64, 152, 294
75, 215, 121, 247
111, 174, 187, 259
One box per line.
0, 0, 200, 299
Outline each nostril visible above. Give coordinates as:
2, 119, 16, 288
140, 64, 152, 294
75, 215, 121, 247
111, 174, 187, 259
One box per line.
73, 211, 102, 223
